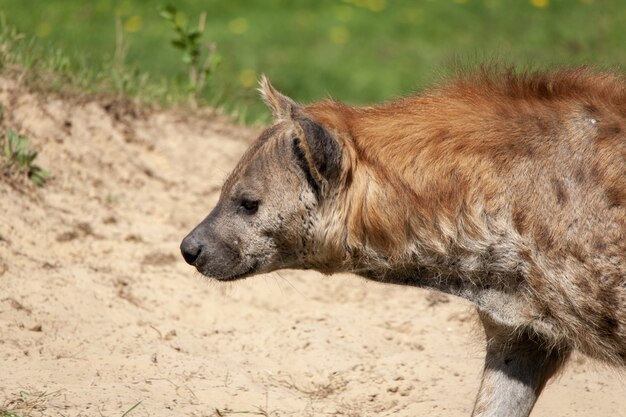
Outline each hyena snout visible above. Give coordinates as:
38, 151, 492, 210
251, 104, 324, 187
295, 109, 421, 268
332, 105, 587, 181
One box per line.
180, 221, 249, 280
181, 231, 238, 268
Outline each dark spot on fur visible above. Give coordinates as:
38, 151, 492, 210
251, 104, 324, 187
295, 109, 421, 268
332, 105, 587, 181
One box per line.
573, 168, 586, 185
533, 222, 554, 250
504, 358, 513, 366
433, 128, 451, 142
512, 204, 529, 235
576, 277, 591, 292
539, 302, 554, 319
600, 124, 622, 136
601, 315, 618, 334
568, 241, 587, 263
485, 245, 496, 262
534, 80, 551, 99
589, 166, 602, 183
583, 103, 598, 116
593, 239, 607, 252
596, 123, 623, 144
518, 140, 536, 157
445, 256, 458, 268
605, 186, 625, 208
493, 126, 537, 157
552, 178, 568, 206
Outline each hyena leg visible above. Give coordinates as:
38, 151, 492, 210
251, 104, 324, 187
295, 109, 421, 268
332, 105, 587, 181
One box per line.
471, 313, 569, 417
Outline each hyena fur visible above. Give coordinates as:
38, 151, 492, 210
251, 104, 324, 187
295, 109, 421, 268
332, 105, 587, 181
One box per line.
181, 68, 626, 417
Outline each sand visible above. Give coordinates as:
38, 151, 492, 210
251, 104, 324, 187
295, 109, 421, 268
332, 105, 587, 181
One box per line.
0, 76, 623, 417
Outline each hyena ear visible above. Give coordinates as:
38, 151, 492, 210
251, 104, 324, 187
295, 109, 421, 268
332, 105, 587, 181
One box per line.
258, 75, 299, 120
290, 112, 343, 198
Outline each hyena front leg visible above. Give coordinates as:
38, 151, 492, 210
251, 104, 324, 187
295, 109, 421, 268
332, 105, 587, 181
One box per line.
471, 313, 569, 417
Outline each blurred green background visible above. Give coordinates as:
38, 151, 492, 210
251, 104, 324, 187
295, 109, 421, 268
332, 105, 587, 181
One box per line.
1, 0, 625, 123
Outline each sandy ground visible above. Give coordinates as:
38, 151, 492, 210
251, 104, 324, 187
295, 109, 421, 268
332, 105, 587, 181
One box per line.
0, 76, 623, 417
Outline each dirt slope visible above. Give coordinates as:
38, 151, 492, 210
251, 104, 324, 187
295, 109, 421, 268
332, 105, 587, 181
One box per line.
0, 77, 623, 417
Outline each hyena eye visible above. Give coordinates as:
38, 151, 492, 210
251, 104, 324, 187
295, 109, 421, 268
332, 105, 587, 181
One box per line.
240, 199, 259, 215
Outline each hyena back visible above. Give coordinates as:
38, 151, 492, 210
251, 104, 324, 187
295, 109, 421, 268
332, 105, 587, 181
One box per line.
181, 68, 626, 417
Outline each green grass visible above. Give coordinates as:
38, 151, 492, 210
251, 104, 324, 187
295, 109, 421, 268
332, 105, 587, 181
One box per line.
1, 411, 24, 417
1, 0, 626, 123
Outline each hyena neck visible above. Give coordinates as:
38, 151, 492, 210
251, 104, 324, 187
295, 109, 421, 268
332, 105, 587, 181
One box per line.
322, 162, 523, 275
312, 137, 532, 330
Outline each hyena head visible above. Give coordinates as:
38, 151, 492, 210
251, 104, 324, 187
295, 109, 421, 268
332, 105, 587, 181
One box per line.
180, 77, 344, 280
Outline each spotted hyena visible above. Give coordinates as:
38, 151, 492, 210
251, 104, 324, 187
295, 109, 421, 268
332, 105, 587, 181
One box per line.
181, 68, 626, 417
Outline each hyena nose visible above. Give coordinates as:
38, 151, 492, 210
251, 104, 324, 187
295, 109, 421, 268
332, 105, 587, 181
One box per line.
180, 236, 203, 265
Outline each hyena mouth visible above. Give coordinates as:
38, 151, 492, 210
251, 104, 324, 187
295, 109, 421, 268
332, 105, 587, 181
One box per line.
209, 261, 259, 282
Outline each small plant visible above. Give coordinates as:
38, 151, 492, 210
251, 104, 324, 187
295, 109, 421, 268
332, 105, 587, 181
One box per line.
0, 390, 60, 417
2, 129, 49, 187
1, 411, 24, 417
159, 4, 221, 104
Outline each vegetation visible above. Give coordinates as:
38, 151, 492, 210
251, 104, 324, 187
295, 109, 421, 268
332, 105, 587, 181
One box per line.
1, 411, 23, 417
1, 0, 625, 123
0, 395, 141, 417
2, 129, 49, 187
159, 4, 221, 104
0, 390, 58, 417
